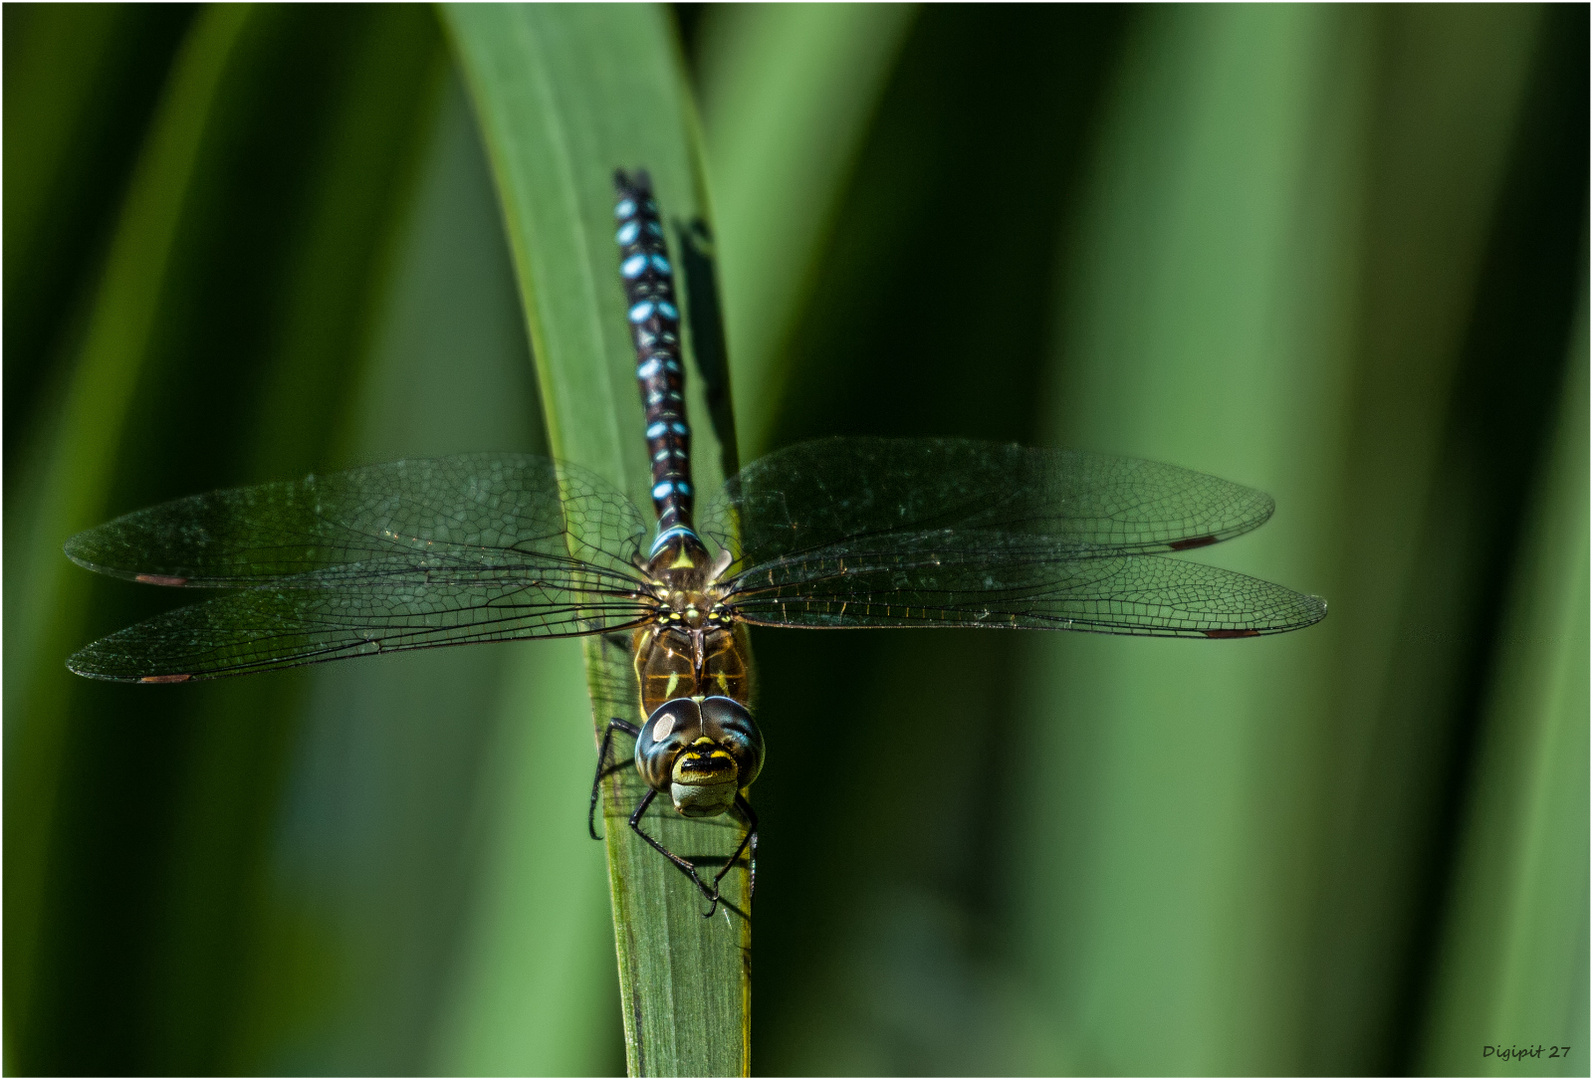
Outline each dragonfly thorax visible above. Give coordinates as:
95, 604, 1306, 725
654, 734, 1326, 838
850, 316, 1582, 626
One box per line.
632, 617, 751, 718
634, 529, 753, 718
641, 527, 737, 646
654, 587, 718, 630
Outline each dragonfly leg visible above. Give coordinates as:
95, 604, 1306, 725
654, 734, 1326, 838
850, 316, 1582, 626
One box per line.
712, 794, 758, 907
628, 788, 722, 917
590, 717, 641, 840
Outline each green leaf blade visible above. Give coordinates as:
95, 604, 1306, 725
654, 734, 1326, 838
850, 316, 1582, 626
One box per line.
445, 7, 749, 1076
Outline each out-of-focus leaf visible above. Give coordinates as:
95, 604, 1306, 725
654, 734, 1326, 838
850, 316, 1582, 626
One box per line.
713, 8, 1132, 1075
6, 7, 512, 1073
3, 9, 251, 1061
697, 4, 915, 454
234, 67, 616, 1076
126, 10, 457, 1071
2, 4, 193, 452
1304, 7, 1579, 1070
1015, 3, 1571, 1074
1418, 264, 1589, 1077
1018, 8, 1376, 1071
213, 26, 614, 1074
445, 7, 748, 1075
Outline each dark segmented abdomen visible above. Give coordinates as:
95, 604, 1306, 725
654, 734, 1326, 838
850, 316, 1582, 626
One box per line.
613, 169, 694, 551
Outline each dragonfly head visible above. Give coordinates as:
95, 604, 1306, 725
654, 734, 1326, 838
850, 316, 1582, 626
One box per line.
634, 696, 764, 818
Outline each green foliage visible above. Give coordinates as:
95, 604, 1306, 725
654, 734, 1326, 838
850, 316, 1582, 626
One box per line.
5, 4, 1585, 1076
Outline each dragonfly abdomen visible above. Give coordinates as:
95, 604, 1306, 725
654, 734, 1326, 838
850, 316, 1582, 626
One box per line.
614, 169, 695, 555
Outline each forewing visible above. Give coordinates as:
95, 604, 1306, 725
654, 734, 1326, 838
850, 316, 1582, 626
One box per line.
64, 453, 657, 680
702, 437, 1275, 568
64, 453, 648, 586
67, 556, 655, 681
722, 530, 1327, 637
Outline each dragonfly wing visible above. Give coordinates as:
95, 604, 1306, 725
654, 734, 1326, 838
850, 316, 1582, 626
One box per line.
722, 531, 1327, 637
67, 556, 656, 681
702, 437, 1275, 568
64, 453, 648, 586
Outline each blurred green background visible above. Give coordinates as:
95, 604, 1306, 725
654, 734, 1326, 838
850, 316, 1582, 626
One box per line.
4, 4, 1586, 1075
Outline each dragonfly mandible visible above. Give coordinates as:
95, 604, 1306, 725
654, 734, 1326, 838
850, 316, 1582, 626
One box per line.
64, 170, 1327, 915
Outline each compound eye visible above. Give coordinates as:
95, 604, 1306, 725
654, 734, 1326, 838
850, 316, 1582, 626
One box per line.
634, 699, 701, 791
700, 696, 764, 789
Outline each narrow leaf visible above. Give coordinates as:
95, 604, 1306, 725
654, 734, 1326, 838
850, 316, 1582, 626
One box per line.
445, 7, 749, 1075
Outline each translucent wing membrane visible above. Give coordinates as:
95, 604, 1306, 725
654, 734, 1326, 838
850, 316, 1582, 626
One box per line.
67, 566, 655, 681
65, 454, 654, 681
703, 437, 1277, 568
709, 438, 1323, 637
720, 531, 1326, 637
65, 453, 648, 584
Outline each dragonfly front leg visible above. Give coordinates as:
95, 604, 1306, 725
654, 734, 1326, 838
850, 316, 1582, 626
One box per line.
589, 717, 641, 840
713, 794, 758, 907
628, 789, 723, 917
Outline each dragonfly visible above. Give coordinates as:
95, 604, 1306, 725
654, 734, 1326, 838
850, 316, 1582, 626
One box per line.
65, 169, 1327, 915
